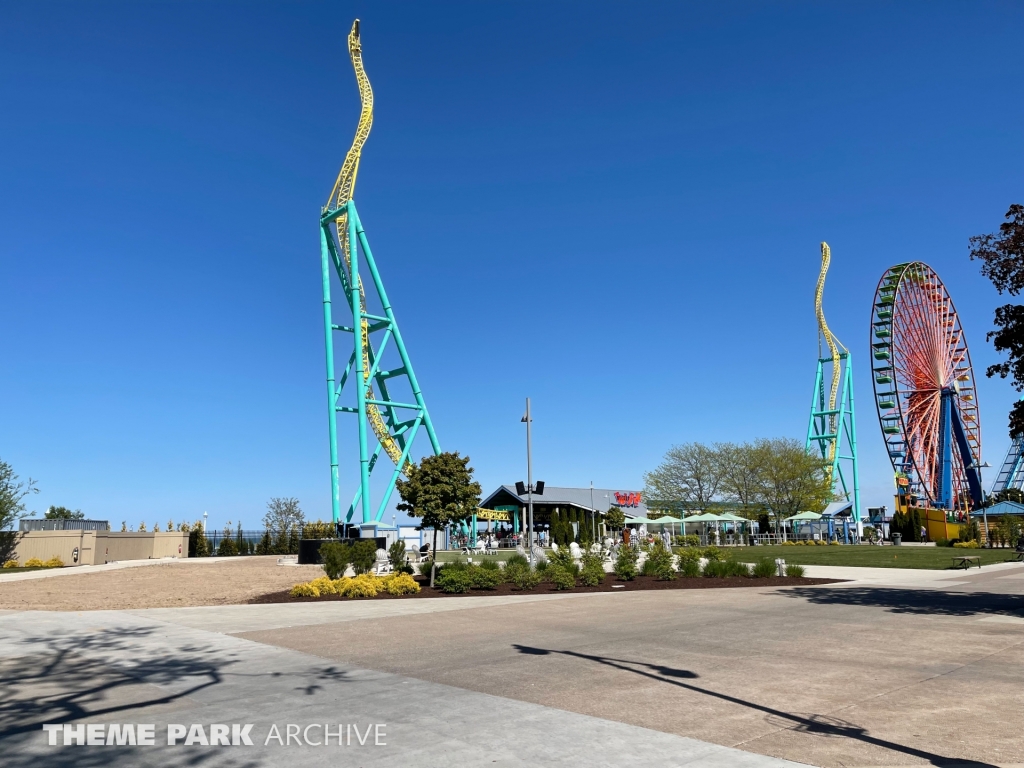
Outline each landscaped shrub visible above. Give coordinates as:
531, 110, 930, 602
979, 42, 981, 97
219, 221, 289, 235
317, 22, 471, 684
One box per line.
339, 574, 381, 597
477, 558, 500, 572
704, 559, 749, 578
23, 558, 46, 568
781, 540, 796, 546
679, 557, 701, 578
534, 559, 550, 574
320, 541, 353, 579
702, 546, 724, 562
302, 520, 337, 540
751, 557, 776, 579
290, 582, 321, 598
934, 537, 953, 548
548, 547, 580, 576
645, 541, 676, 580
614, 546, 639, 581
350, 540, 378, 575
418, 558, 436, 578
469, 565, 502, 590
953, 540, 980, 549
388, 540, 414, 574
2, 559, 18, 568
504, 561, 542, 591
548, 565, 576, 590
579, 551, 605, 586
785, 564, 806, 577
674, 534, 701, 547
381, 573, 421, 595
308, 576, 338, 595
216, 534, 238, 557
505, 553, 529, 570
44, 556, 64, 568
436, 567, 474, 594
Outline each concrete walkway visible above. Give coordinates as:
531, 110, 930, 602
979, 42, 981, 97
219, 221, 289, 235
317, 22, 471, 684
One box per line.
0, 608, 806, 767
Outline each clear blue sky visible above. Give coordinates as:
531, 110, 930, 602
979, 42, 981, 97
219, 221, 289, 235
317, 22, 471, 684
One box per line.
2, 1, 1022, 531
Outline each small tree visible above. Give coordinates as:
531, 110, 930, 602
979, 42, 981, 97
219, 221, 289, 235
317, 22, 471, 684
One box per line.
644, 442, 728, 511
287, 525, 300, 555
0, 458, 38, 563
320, 541, 352, 579
264, 498, 304, 554
396, 451, 482, 586
256, 528, 273, 555
217, 524, 238, 556
44, 506, 84, 520
604, 506, 625, 532
189, 521, 211, 557
350, 540, 377, 575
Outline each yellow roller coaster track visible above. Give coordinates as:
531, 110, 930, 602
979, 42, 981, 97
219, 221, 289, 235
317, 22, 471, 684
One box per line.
327, 20, 409, 472
815, 242, 847, 470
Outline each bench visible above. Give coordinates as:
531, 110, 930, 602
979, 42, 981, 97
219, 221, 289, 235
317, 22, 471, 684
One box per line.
1012, 550, 1024, 562
952, 555, 981, 570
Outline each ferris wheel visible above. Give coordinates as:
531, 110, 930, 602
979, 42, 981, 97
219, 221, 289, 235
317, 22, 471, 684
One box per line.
871, 262, 983, 513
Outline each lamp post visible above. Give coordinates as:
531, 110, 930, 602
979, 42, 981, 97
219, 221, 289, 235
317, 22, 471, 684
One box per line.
522, 398, 534, 565
203, 511, 208, 532
590, 481, 596, 541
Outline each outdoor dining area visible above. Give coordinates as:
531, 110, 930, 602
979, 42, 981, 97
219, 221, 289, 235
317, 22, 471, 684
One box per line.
624, 509, 856, 545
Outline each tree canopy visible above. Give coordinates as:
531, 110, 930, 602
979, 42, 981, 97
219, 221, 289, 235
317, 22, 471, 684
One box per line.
643, 438, 833, 528
396, 451, 481, 533
263, 497, 304, 533
44, 506, 84, 520
970, 204, 1024, 435
1, 458, 38, 563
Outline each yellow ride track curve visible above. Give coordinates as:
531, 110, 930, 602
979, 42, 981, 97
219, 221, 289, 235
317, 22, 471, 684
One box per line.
327, 20, 409, 472
815, 242, 847, 470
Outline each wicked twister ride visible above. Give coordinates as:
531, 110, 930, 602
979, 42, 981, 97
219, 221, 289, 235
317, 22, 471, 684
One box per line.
870, 262, 984, 524
806, 242, 862, 537
319, 21, 440, 531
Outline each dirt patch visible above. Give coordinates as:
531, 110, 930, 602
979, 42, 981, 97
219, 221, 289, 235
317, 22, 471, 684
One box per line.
249, 575, 843, 603
0, 557, 326, 611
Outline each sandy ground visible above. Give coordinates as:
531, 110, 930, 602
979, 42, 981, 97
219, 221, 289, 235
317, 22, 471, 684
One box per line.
0, 557, 324, 610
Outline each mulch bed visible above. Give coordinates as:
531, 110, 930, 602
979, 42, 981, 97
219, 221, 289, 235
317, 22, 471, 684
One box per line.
249, 575, 843, 604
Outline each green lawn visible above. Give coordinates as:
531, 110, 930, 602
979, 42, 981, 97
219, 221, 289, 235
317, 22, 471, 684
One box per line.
729, 545, 1019, 570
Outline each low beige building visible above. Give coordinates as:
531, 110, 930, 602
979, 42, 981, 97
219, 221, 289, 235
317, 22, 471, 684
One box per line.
11, 530, 189, 566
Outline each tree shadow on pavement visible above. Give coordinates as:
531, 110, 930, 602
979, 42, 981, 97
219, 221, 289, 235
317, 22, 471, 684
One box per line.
512, 644, 998, 767
781, 587, 1024, 618
0, 624, 354, 768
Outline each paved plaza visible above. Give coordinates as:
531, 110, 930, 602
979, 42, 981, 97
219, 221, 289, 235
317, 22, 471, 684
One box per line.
2, 562, 1023, 767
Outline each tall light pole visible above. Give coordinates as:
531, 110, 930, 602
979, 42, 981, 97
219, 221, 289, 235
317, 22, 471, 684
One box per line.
203, 511, 208, 532
522, 398, 534, 566
590, 481, 596, 541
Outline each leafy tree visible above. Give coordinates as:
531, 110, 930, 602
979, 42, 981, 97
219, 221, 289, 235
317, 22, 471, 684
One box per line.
255, 528, 273, 555
287, 525, 300, 555
643, 442, 728, 511
189, 522, 211, 557
719, 442, 767, 518
750, 438, 832, 539
969, 204, 1024, 435
350, 539, 377, 575
263, 497, 304, 537
604, 506, 625, 531
396, 451, 482, 586
0, 458, 38, 563
44, 506, 84, 520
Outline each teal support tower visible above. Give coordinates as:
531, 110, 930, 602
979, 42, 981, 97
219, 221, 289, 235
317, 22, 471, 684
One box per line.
319, 200, 440, 527
806, 242, 861, 537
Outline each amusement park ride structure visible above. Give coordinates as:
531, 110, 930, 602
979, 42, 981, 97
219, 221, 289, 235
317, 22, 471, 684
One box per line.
806, 243, 862, 533
870, 262, 983, 517
319, 21, 440, 529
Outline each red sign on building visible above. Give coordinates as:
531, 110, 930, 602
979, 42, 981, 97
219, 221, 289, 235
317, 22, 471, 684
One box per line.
614, 491, 642, 508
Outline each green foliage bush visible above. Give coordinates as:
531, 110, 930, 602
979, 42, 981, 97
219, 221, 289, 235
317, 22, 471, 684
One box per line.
644, 541, 676, 580
679, 557, 701, 578
320, 541, 352, 580
674, 534, 701, 547
548, 547, 580, 576
614, 546, 639, 581
934, 537, 953, 548
785, 564, 805, 577
504, 561, 542, 590
505, 553, 529, 569
704, 559, 749, 578
436, 567, 474, 593
350, 540, 378, 575
548, 565, 576, 590
953, 540, 979, 549
216, 534, 238, 557
751, 557, 776, 579
469, 565, 502, 590
302, 520, 337, 540
702, 546, 724, 562
579, 550, 605, 586
387, 540, 414, 574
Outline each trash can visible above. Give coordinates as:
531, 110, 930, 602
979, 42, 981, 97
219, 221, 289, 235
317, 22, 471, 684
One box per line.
891, 533, 902, 546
